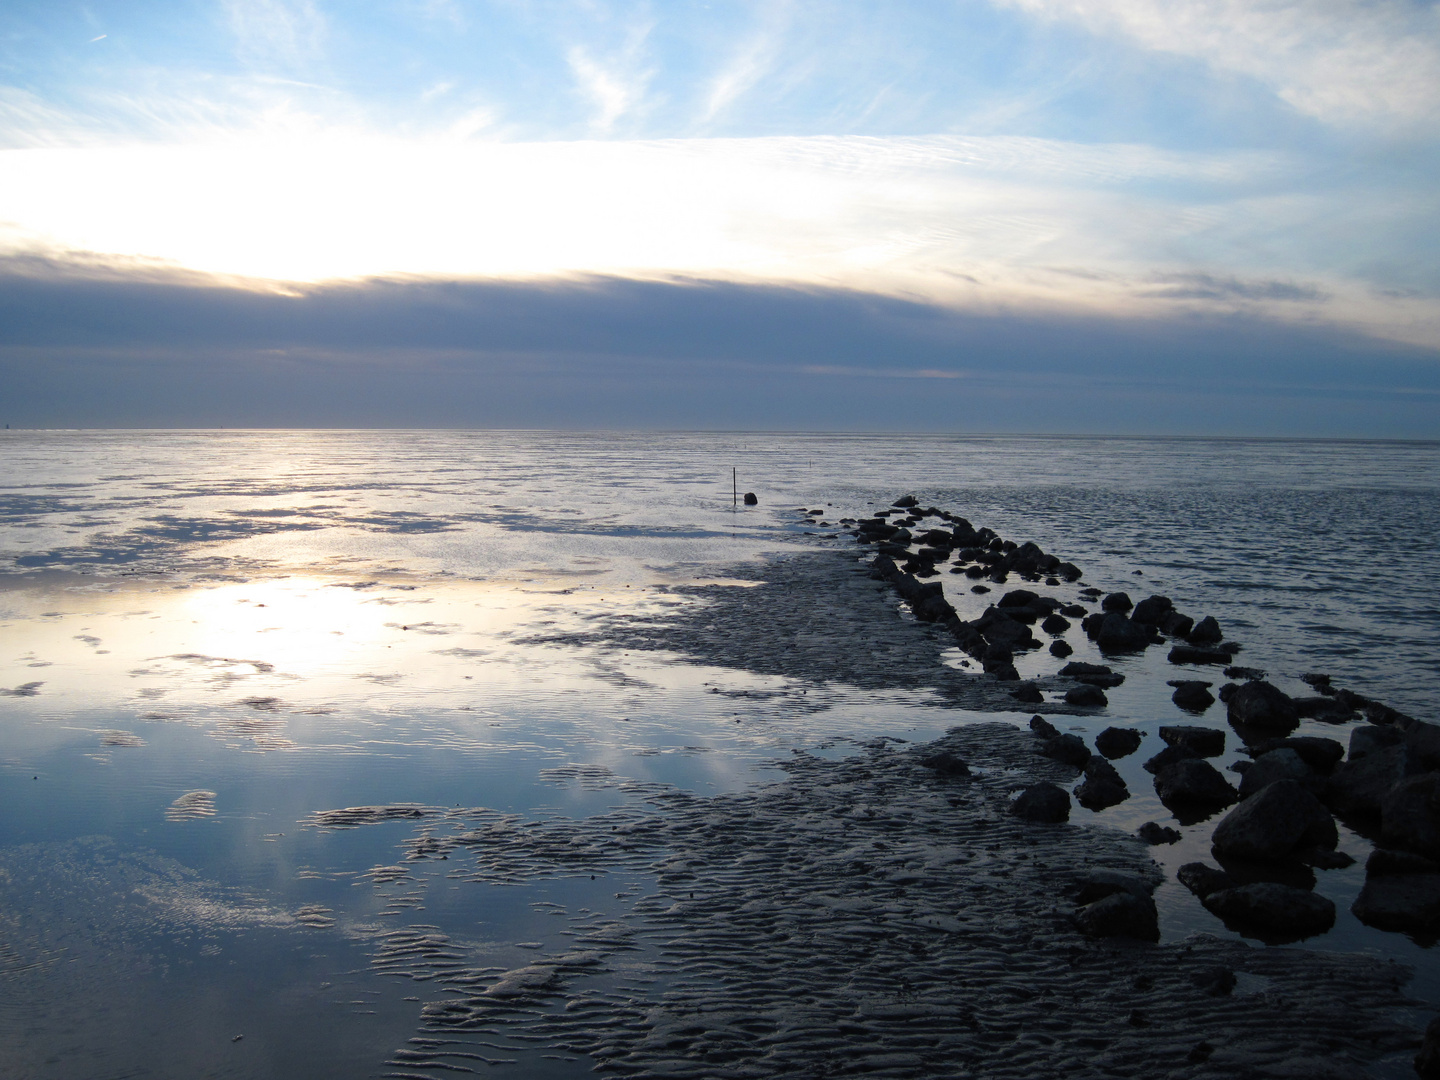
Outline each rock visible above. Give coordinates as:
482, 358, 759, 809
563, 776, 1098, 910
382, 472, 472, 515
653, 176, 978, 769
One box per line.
1076, 891, 1158, 941
1075, 756, 1129, 810
973, 607, 1038, 649
1154, 759, 1238, 816
1417, 1016, 1440, 1080
1224, 665, 1267, 681
1130, 595, 1173, 626
1073, 870, 1152, 904
1325, 742, 1408, 819
1050, 639, 1074, 660
1293, 697, 1359, 723
1192, 968, 1236, 997
1095, 726, 1143, 759
1238, 749, 1319, 799
1040, 612, 1070, 635
1168, 680, 1215, 712
1011, 782, 1070, 823
1095, 613, 1150, 653
1352, 872, 1440, 934
1380, 773, 1440, 861
1226, 681, 1299, 735
1244, 736, 1345, 775
1010, 683, 1044, 704
1056, 561, 1083, 581
1138, 821, 1182, 844
1202, 883, 1336, 939
1368, 848, 1439, 876
1188, 615, 1223, 645
1143, 745, 1205, 774
1101, 592, 1133, 613
1057, 661, 1124, 688
987, 661, 1021, 681
997, 589, 1039, 609
917, 751, 970, 777
1177, 862, 1236, 899
1159, 725, 1226, 757
1211, 779, 1338, 861
1040, 733, 1091, 768
1159, 610, 1194, 637
1064, 684, 1108, 708
1029, 715, 1060, 738
1350, 723, 1404, 760
1406, 720, 1440, 773
1168, 645, 1232, 666
1303, 849, 1355, 870
743, 492, 758, 505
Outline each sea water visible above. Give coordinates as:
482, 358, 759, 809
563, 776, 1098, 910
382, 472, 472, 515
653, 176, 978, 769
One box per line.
1, 430, 1437, 1079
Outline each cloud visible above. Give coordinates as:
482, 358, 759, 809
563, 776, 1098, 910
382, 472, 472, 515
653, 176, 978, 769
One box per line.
565, 18, 657, 133
1000, 0, 1440, 129
224, 0, 328, 70
1142, 272, 1328, 303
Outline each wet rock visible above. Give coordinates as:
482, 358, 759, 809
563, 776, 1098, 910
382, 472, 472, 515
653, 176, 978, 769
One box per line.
1138, 821, 1182, 844
1095, 613, 1150, 653
1417, 1016, 1440, 1079
1244, 736, 1345, 775
974, 607, 1038, 650
743, 492, 758, 505
1406, 720, 1440, 773
1130, 595, 1173, 626
986, 661, 1021, 681
917, 751, 971, 777
1010, 683, 1044, 704
1351, 872, 1440, 935
1226, 681, 1299, 735
1238, 749, 1320, 799
1040, 733, 1092, 768
1101, 592, 1133, 613
1074, 870, 1152, 904
1060, 603, 1087, 618
1011, 782, 1070, 823
1211, 779, 1337, 861
1057, 661, 1124, 688
997, 589, 1039, 609
1049, 639, 1073, 658
893, 494, 919, 508
1325, 742, 1408, 819
1192, 967, 1237, 997
1168, 645, 1233, 666
1075, 756, 1129, 810
1159, 725, 1226, 757
1064, 684, 1108, 708
1095, 726, 1143, 759
1154, 759, 1239, 815
1169, 680, 1216, 712
1380, 773, 1440, 861
1029, 715, 1060, 739
1224, 665, 1267, 681
1159, 610, 1194, 637
1040, 612, 1070, 635
1350, 723, 1405, 760
1056, 561, 1082, 581
1293, 697, 1359, 724
1202, 883, 1336, 940
1076, 891, 1158, 941
1188, 616, 1223, 645
1143, 745, 1205, 774
1178, 862, 1236, 899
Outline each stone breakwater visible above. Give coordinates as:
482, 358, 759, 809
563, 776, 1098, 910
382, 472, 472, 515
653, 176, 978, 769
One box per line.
339, 725, 1419, 1080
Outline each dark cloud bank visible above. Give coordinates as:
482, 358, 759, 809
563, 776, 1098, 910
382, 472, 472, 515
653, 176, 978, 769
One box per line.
2, 259, 1437, 435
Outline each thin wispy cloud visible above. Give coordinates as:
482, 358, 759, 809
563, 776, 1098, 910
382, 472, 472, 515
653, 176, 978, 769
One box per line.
224, 0, 328, 71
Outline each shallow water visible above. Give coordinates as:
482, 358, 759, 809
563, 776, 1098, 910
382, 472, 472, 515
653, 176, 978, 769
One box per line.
1, 430, 1438, 1078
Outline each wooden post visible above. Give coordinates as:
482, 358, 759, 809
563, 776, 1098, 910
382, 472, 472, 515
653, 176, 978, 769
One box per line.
733, 467, 737, 508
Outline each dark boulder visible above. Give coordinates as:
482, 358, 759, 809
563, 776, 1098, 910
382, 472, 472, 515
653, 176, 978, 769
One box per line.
893, 494, 918, 508
1159, 610, 1195, 637
1159, 725, 1225, 757
1009, 683, 1044, 704
917, 751, 971, 777
1406, 720, 1440, 773
1169, 680, 1215, 712
1056, 561, 1083, 581
1095, 613, 1150, 653
1352, 872, 1440, 935
1057, 661, 1124, 688
1095, 726, 1143, 759
1076, 891, 1159, 941
1226, 681, 1299, 735
1048, 639, 1074, 658
1237, 748, 1320, 799
1029, 715, 1060, 739
1380, 773, 1440, 861
1011, 782, 1070, 823
1138, 821, 1182, 844
1040, 612, 1071, 635
1211, 779, 1337, 861
1075, 756, 1129, 810
1224, 665, 1267, 681
1039, 733, 1091, 768
1177, 862, 1235, 899
1244, 736, 1345, 775
1064, 684, 1108, 708
1351, 723, 1404, 759
1325, 742, 1408, 819
1367, 847, 1439, 876
1417, 1017, 1440, 1080
1202, 883, 1335, 941
1293, 696, 1359, 724
743, 492, 758, 505
911, 590, 956, 623
1101, 592, 1133, 613
1188, 615, 1223, 645
997, 589, 1039, 609
1130, 595, 1173, 626
986, 661, 1020, 681
973, 607, 1038, 649
1154, 759, 1238, 817
1143, 745, 1204, 774
1168, 645, 1233, 666
1073, 870, 1152, 905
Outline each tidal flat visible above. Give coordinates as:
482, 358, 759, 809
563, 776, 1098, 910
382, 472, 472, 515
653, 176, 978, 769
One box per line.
1, 430, 1438, 1079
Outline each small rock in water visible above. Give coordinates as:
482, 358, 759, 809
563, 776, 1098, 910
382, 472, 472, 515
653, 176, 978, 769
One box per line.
743, 492, 758, 505
1211, 779, 1337, 861
1226, 681, 1299, 734
917, 750, 971, 777
1064, 684, 1108, 708
1040, 733, 1091, 768
1101, 592, 1133, 613
1076, 891, 1158, 941
1159, 725, 1225, 757
1177, 862, 1236, 899
1238, 748, 1319, 799
1029, 714, 1060, 739
1154, 759, 1238, 817
1138, 821, 1182, 845
1010, 683, 1044, 704
1049, 639, 1074, 657
1075, 756, 1129, 810
1380, 773, 1440, 860
1202, 882, 1336, 941
1188, 615, 1224, 645
1095, 726, 1143, 759
1011, 782, 1070, 823
1417, 1017, 1440, 1080
1169, 680, 1216, 712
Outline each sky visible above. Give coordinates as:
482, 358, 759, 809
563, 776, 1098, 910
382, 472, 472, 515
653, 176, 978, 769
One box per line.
1, 0, 1438, 433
